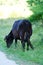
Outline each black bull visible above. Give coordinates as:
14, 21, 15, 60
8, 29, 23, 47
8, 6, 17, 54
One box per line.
4, 19, 34, 51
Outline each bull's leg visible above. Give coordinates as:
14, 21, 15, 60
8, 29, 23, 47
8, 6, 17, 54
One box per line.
27, 39, 34, 50
21, 41, 25, 51
27, 42, 29, 50
19, 31, 25, 51
15, 39, 17, 47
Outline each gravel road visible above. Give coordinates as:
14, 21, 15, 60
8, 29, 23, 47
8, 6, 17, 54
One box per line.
0, 51, 18, 65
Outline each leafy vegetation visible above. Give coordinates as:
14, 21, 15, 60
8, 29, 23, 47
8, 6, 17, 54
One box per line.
28, 12, 43, 22
27, 0, 43, 6
27, 0, 43, 22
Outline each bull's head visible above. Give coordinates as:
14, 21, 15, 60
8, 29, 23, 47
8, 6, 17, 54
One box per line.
4, 35, 13, 48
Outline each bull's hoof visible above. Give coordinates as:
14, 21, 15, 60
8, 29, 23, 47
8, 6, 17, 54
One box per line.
27, 48, 29, 51
32, 47, 34, 50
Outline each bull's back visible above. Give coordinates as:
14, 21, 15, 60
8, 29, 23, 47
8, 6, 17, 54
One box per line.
12, 19, 32, 38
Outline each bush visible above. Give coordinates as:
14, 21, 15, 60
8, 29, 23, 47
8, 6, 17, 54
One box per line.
28, 12, 43, 22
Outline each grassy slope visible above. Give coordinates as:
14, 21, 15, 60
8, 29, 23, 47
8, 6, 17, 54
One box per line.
0, 19, 43, 65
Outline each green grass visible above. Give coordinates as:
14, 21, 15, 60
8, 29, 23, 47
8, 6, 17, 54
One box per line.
0, 18, 43, 65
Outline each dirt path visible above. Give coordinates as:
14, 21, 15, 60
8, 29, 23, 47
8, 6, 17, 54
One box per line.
0, 51, 18, 65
